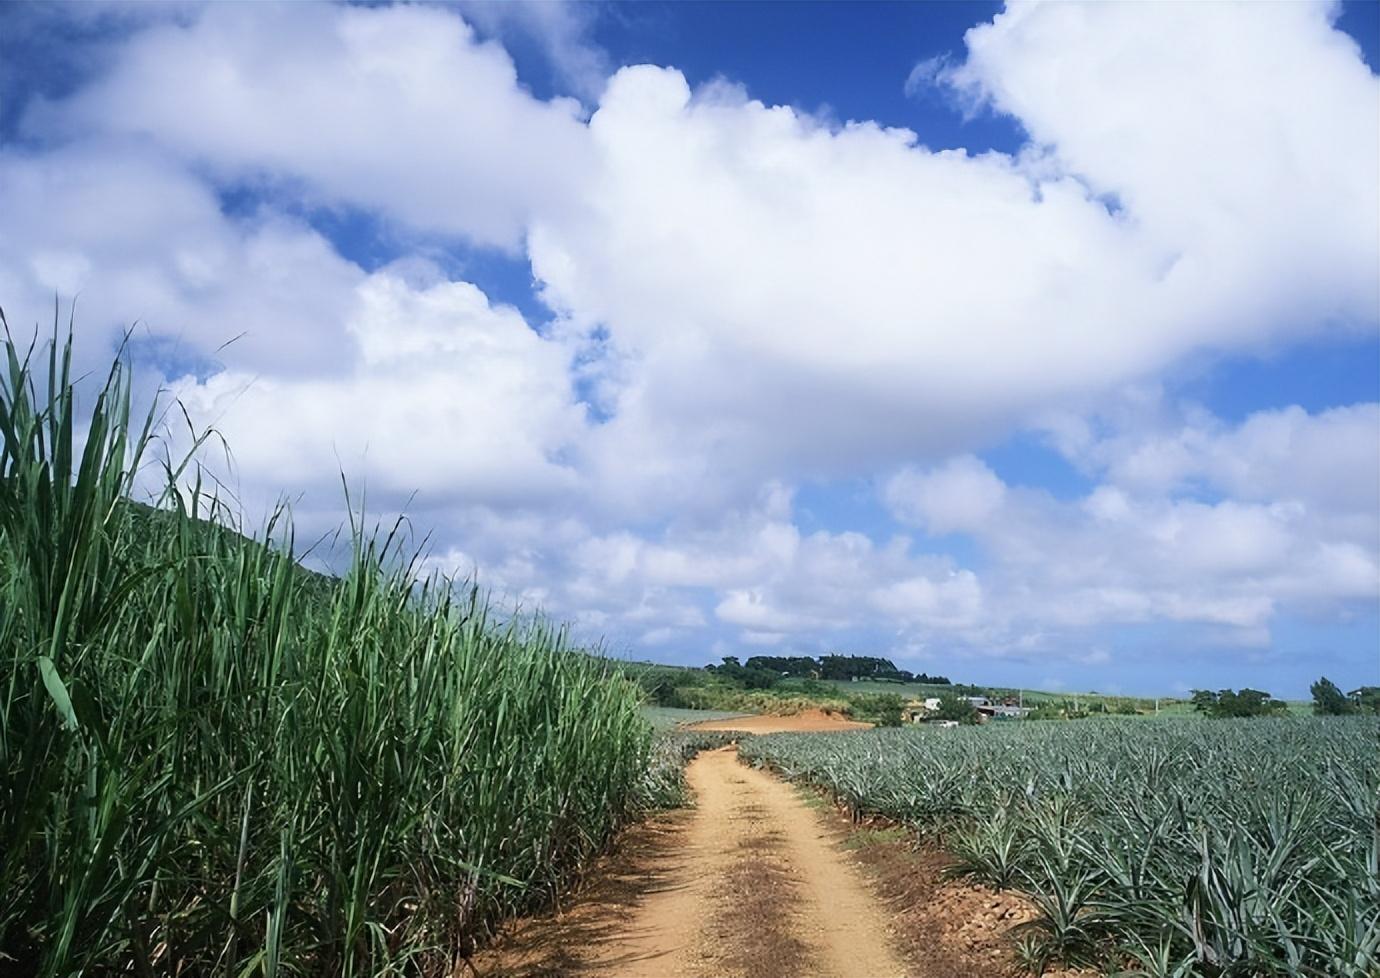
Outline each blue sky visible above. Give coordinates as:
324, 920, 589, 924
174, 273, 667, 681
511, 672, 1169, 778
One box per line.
1, 1, 1377, 697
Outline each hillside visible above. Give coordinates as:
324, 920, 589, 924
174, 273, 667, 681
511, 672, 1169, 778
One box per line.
613, 655, 1208, 723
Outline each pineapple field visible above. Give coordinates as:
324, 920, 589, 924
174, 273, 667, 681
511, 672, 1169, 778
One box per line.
740, 718, 1380, 977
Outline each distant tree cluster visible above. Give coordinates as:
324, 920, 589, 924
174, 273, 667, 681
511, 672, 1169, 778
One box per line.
1187, 679, 1380, 719
738, 653, 950, 685
1310, 676, 1380, 716
741, 655, 819, 677
1190, 688, 1288, 718
704, 656, 780, 689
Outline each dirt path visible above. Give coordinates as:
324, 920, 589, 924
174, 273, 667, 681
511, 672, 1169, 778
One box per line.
478, 747, 911, 978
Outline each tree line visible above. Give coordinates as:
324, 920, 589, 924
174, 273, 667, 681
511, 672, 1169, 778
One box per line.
718, 654, 951, 685
1189, 687, 1289, 718
1189, 677, 1379, 718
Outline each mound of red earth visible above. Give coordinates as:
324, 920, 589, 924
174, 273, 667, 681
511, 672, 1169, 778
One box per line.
686, 708, 872, 733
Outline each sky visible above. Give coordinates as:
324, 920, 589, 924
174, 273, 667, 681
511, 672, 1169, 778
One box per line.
1, 0, 1377, 697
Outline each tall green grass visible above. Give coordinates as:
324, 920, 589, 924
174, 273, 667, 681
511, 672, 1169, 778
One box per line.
0, 318, 652, 976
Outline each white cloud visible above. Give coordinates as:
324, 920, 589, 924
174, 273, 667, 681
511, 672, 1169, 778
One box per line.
716, 589, 819, 632
531, 65, 1160, 492
903, 54, 954, 100
0, 141, 363, 375
35, 3, 592, 251
884, 401, 1380, 642
20, 1, 1377, 515
883, 455, 1006, 534
525, 3, 1376, 498
168, 269, 587, 505
409, 494, 986, 658
948, 2, 1378, 327
741, 630, 788, 647
870, 570, 983, 629
456, 0, 609, 103
1041, 397, 1380, 548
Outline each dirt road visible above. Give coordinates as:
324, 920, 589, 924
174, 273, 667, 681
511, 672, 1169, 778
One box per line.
479, 746, 911, 978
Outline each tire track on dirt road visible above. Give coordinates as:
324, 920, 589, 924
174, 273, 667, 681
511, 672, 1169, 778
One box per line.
479, 746, 912, 978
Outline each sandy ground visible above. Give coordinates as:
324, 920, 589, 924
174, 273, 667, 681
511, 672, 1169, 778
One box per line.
685, 707, 872, 733
477, 746, 907, 978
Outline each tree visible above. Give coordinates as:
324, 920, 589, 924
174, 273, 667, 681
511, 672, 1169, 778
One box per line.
849, 692, 903, 727
933, 692, 980, 725
1310, 676, 1354, 716
1190, 689, 1218, 713
1194, 687, 1287, 718
706, 655, 778, 690
744, 655, 819, 677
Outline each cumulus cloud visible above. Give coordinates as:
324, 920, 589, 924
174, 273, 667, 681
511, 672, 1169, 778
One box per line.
1070, 403, 1380, 518
948, 1, 1379, 316
17, 0, 1377, 512
32, 3, 592, 250
420, 493, 984, 658
885, 401, 1380, 643
0, 141, 362, 375
531, 65, 1158, 493
527, 3, 1376, 503
883, 455, 1006, 534
168, 269, 588, 507
870, 571, 983, 630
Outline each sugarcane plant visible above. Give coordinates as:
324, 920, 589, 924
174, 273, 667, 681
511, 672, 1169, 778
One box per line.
0, 313, 656, 977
